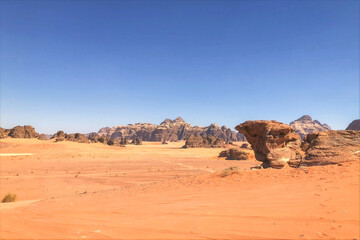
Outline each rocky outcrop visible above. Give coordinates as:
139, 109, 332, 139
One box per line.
346, 119, 360, 130
182, 135, 225, 148
289, 115, 331, 139
98, 135, 109, 144
51, 132, 88, 143
240, 143, 252, 150
98, 117, 245, 142
38, 134, 48, 140
88, 132, 100, 142
0, 128, 10, 139
51, 131, 66, 141
7, 126, 39, 138
300, 130, 360, 166
131, 138, 142, 145
235, 120, 303, 169
218, 148, 250, 160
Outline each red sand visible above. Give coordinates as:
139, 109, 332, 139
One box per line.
0, 139, 359, 239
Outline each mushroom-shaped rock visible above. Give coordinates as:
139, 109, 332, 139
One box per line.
235, 120, 303, 168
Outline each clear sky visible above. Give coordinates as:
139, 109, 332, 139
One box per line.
0, 0, 359, 134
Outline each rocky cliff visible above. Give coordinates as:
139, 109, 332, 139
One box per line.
289, 115, 331, 139
98, 117, 245, 142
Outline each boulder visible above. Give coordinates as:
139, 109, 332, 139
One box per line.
235, 120, 303, 169
218, 148, 250, 160
346, 119, 360, 130
240, 143, 252, 150
300, 130, 360, 166
8, 126, 39, 138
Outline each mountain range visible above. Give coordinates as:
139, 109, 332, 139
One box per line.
98, 117, 245, 142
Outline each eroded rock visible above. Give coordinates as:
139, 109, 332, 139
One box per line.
8, 126, 39, 138
235, 120, 303, 168
300, 130, 360, 166
182, 135, 225, 148
218, 148, 250, 160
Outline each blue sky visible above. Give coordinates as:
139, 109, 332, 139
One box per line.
0, 0, 359, 134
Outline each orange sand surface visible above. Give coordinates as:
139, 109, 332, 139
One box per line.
0, 138, 359, 239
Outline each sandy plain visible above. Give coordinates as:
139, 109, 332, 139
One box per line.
0, 138, 359, 239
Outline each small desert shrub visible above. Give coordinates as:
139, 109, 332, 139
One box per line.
220, 167, 240, 177
2, 193, 17, 203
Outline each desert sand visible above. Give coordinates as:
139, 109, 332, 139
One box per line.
0, 138, 359, 239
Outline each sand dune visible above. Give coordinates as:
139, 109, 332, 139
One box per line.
0, 138, 358, 239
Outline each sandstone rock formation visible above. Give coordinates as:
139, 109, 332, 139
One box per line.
51, 131, 88, 143
240, 143, 252, 150
235, 120, 303, 169
107, 139, 120, 146
346, 119, 360, 130
51, 131, 66, 141
0, 127, 10, 139
98, 117, 245, 142
218, 148, 250, 160
289, 115, 331, 139
300, 130, 360, 166
7, 126, 39, 138
98, 135, 109, 144
131, 138, 142, 145
182, 135, 225, 148
38, 134, 48, 140
88, 132, 100, 142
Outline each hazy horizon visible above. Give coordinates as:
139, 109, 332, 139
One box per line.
1, 0, 359, 134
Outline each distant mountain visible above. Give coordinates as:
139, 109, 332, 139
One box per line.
98, 117, 245, 142
346, 119, 360, 130
289, 115, 331, 139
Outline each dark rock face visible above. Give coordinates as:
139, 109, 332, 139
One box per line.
107, 139, 120, 146
182, 135, 225, 148
300, 130, 360, 166
289, 115, 331, 139
346, 119, 360, 130
219, 148, 250, 160
98, 117, 245, 142
131, 138, 142, 145
88, 132, 100, 143
8, 126, 39, 138
235, 120, 303, 169
98, 135, 109, 144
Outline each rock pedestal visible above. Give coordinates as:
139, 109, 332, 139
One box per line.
235, 120, 303, 168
